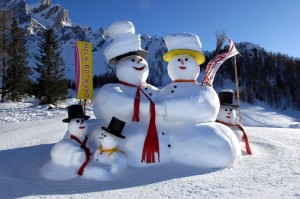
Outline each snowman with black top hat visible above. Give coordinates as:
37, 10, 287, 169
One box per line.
50, 104, 92, 176
93, 117, 127, 176
44, 105, 113, 180
216, 90, 252, 155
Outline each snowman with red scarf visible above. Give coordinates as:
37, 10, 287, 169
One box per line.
155, 33, 241, 168
50, 105, 92, 176
42, 105, 112, 180
216, 90, 252, 155
93, 20, 171, 166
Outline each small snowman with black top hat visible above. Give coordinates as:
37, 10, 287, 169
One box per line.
93, 117, 127, 176
216, 90, 252, 155
50, 104, 92, 176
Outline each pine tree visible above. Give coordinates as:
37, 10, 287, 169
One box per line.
0, 10, 11, 102
34, 28, 68, 105
6, 19, 31, 102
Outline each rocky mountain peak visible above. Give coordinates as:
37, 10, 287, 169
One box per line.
41, 0, 51, 6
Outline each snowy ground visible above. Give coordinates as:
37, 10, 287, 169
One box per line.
0, 98, 299, 199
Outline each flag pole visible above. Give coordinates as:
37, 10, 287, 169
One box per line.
234, 56, 242, 124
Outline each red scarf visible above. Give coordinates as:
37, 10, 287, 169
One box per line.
119, 81, 160, 163
70, 134, 91, 175
215, 120, 252, 155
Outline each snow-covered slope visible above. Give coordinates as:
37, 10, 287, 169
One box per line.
0, 99, 299, 198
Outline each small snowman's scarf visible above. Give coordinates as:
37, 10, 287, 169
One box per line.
119, 81, 160, 163
215, 120, 252, 155
70, 135, 91, 175
98, 145, 126, 157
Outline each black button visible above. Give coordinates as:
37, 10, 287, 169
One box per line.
168, 144, 171, 148
149, 93, 152, 96
145, 87, 148, 90
162, 132, 165, 135
174, 85, 177, 88
171, 90, 174, 93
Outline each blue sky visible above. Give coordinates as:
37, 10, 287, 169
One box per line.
27, 0, 300, 58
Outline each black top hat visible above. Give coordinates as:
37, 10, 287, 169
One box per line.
218, 90, 239, 108
101, 117, 126, 139
62, 104, 90, 123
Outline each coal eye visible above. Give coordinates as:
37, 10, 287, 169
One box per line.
230, 109, 232, 111
81, 119, 84, 122
76, 120, 80, 123
104, 134, 107, 137
225, 109, 227, 111
178, 59, 181, 62
185, 58, 188, 61
131, 59, 135, 62
101, 133, 104, 136
140, 58, 143, 61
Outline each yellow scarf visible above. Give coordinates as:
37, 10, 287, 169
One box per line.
98, 145, 126, 157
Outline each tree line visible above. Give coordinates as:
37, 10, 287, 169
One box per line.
1, 10, 299, 111
210, 44, 300, 111
0, 11, 68, 105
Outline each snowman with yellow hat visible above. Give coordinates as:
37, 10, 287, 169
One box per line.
155, 33, 241, 168
93, 20, 170, 166
157, 32, 219, 123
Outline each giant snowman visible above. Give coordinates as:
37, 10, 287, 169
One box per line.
93, 21, 171, 166
154, 33, 241, 168
93, 21, 240, 168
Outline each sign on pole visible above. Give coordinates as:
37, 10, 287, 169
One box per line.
74, 41, 93, 99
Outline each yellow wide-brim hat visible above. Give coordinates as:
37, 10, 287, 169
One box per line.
163, 32, 205, 65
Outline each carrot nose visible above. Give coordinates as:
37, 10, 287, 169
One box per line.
137, 59, 141, 64
80, 120, 84, 125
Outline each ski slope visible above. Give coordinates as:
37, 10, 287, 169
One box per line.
0, 100, 299, 199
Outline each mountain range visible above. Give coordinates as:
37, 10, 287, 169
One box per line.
1, 0, 300, 111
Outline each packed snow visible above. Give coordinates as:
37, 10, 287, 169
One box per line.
0, 98, 299, 198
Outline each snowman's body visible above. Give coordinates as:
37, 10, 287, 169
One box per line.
168, 122, 240, 168
51, 118, 90, 168
156, 41, 241, 168
157, 82, 219, 123
93, 130, 127, 175
51, 135, 88, 167
92, 55, 165, 166
217, 105, 252, 155
93, 82, 158, 123
118, 122, 172, 167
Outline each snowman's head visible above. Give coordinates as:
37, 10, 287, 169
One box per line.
98, 131, 119, 149
116, 55, 149, 85
167, 54, 200, 81
68, 118, 88, 138
217, 105, 237, 124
